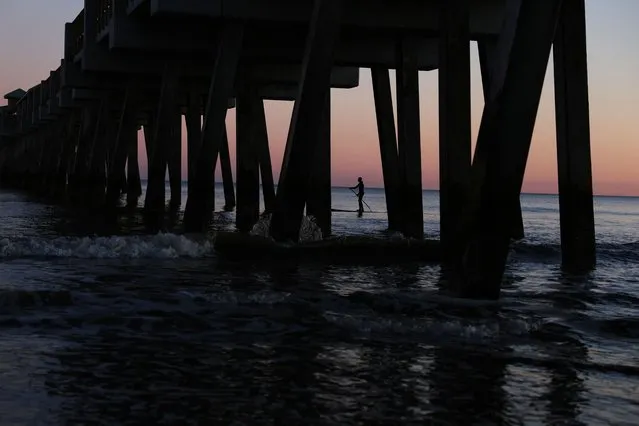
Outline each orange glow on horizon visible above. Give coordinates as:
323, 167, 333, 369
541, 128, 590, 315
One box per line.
131, 61, 638, 197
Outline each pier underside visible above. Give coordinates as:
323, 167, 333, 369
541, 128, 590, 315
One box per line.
0, 0, 597, 300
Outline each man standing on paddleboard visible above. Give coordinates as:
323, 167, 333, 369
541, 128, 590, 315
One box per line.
350, 177, 365, 216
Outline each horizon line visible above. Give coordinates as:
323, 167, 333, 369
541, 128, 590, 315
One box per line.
140, 180, 638, 198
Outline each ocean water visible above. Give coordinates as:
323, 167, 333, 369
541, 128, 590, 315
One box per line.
0, 182, 638, 425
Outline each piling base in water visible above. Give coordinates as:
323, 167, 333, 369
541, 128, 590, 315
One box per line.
214, 231, 441, 264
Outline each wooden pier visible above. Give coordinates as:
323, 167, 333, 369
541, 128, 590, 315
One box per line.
0, 0, 596, 300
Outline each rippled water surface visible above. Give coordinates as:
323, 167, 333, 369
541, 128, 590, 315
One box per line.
0, 184, 638, 425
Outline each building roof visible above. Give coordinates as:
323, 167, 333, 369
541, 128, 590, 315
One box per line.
4, 89, 26, 100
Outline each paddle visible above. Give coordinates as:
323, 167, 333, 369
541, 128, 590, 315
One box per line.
349, 188, 373, 212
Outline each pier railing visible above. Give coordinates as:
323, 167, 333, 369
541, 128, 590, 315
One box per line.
50, 69, 60, 101
32, 85, 40, 126
97, 0, 113, 36
40, 80, 49, 106
70, 11, 85, 59
0, 108, 18, 137
50, 68, 61, 114
21, 91, 32, 131
37, 81, 46, 121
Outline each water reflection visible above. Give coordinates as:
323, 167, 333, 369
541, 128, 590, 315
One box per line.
544, 340, 588, 426
355, 342, 425, 424
267, 332, 324, 423
429, 345, 509, 425
541, 272, 590, 425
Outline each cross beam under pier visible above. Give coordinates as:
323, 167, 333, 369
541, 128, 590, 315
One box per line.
454, 0, 564, 300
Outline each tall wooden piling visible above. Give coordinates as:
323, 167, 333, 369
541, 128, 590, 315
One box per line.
127, 128, 142, 204
183, 22, 244, 231
269, 0, 343, 242
167, 110, 182, 207
68, 105, 97, 201
106, 86, 138, 208
143, 115, 154, 168
553, 0, 596, 272
371, 67, 402, 232
439, 0, 471, 260
55, 112, 79, 198
219, 127, 236, 211
63, 113, 82, 199
86, 98, 111, 206
396, 36, 423, 240
477, 39, 525, 241
255, 99, 276, 213
236, 79, 261, 232
185, 91, 202, 200
306, 93, 332, 237
145, 65, 179, 213
455, 0, 564, 300
41, 123, 62, 196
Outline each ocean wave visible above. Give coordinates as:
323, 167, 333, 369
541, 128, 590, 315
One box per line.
509, 241, 639, 263
0, 233, 214, 259
0, 232, 636, 264
323, 311, 541, 343
509, 242, 561, 261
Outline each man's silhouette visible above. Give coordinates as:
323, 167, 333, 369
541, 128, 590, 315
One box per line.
350, 177, 365, 215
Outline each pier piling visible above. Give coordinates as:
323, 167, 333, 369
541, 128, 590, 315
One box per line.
396, 36, 424, 240
456, 0, 564, 300
184, 21, 244, 232
306, 93, 332, 237
220, 127, 236, 212
126, 128, 142, 205
269, 0, 343, 242
185, 90, 202, 202
106, 86, 138, 209
372, 67, 402, 232
553, 0, 596, 273
86, 98, 110, 206
145, 65, 179, 214
439, 0, 471, 261
236, 78, 262, 232
256, 99, 276, 214
477, 39, 525, 241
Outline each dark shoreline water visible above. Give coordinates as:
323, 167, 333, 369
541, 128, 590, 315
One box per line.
1, 185, 638, 425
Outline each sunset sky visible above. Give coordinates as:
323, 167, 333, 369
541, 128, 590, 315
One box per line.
1, 0, 637, 196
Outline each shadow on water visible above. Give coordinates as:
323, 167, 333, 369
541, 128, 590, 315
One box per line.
429, 345, 509, 425
353, 342, 425, 425
430, 271, 508, 423
539, 271, 590, 426
543, 339, 588, 426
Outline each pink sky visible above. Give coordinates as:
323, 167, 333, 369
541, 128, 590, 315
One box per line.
1, 0, 638, 196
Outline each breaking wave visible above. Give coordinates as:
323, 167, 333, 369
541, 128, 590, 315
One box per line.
0, 233, 214, 259
250, 213, 324, 242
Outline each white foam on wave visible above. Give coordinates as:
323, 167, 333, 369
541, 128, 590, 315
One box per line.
0, 233, 214, 259
323, 311, 541, 341
177, 290, 292, 306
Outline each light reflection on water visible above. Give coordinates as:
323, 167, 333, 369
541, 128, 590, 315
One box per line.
0, 186, 638, 424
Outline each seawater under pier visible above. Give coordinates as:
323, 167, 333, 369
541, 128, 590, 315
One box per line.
0, 0, 596, 300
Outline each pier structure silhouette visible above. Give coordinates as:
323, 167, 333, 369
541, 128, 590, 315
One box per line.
0, 0, 595, 299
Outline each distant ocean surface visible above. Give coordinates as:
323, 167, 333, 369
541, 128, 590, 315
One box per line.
1, 182, 638, 425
